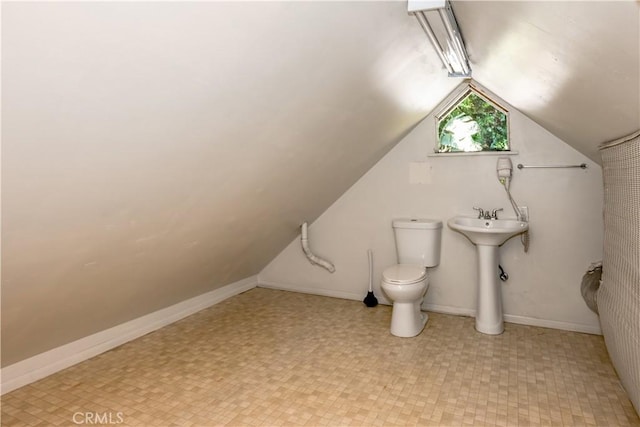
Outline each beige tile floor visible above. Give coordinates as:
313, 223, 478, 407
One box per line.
1, 288, 638, 427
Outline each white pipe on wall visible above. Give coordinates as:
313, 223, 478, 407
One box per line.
300, 222, 335, 273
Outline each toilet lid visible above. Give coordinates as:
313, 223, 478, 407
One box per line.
382, 264, 427, 285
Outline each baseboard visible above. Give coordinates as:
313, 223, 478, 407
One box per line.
503, 313, 602, 335
423, 303, 476, 318
424, 303, 601, 335
0, 276, 258, 395
257, 282, 602, 335
257, 279, 374, 303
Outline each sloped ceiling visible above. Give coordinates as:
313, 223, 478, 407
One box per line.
1, 1, 457, 365
453, 0, 640, 162
1, 1, 638, 365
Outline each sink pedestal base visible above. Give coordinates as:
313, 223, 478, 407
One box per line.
475, 244, 504, 335
447, 215, 528, 335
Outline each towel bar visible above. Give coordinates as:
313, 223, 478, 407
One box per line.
517, 163, 587, 169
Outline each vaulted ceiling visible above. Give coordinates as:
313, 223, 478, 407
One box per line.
455, 1, 639, 162
2, 1, 639, 364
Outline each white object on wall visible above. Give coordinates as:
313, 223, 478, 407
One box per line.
300, 222, 335, 273
409, 161, 433, 184
496, 157, 513, 180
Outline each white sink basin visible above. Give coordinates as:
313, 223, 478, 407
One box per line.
448, 217, 528, 246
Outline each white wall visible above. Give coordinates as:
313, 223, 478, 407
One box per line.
260, 99, 604, 334
1, 1, 457, 366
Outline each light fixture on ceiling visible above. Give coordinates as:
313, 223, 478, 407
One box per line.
408, 0, 471, 77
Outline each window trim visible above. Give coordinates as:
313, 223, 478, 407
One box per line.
433, 81, 511, 154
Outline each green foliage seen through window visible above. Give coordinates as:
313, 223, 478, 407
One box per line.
437, 91, 508, 153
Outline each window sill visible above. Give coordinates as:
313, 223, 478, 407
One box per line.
426, 151, 519, 158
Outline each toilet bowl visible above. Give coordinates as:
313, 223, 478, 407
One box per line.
381, 264, 429, 337
381, 218, 442, 338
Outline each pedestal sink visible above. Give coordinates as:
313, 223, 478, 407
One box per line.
448, 217, 528, 335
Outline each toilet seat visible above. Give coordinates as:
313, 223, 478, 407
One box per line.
382, 264, 426, 285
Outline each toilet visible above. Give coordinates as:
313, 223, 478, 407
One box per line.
381, 218, 442, 337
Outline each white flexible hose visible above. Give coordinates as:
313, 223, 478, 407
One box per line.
502, 177, 529, 252
502, 177, 522, 220
301, 222, 336, 273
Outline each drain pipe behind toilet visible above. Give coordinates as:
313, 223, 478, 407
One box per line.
300, 222, 335, 273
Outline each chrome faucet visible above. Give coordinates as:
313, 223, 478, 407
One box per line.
473, 207, 503, 220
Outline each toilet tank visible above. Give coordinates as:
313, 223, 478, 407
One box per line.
392, 218, 442, 267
